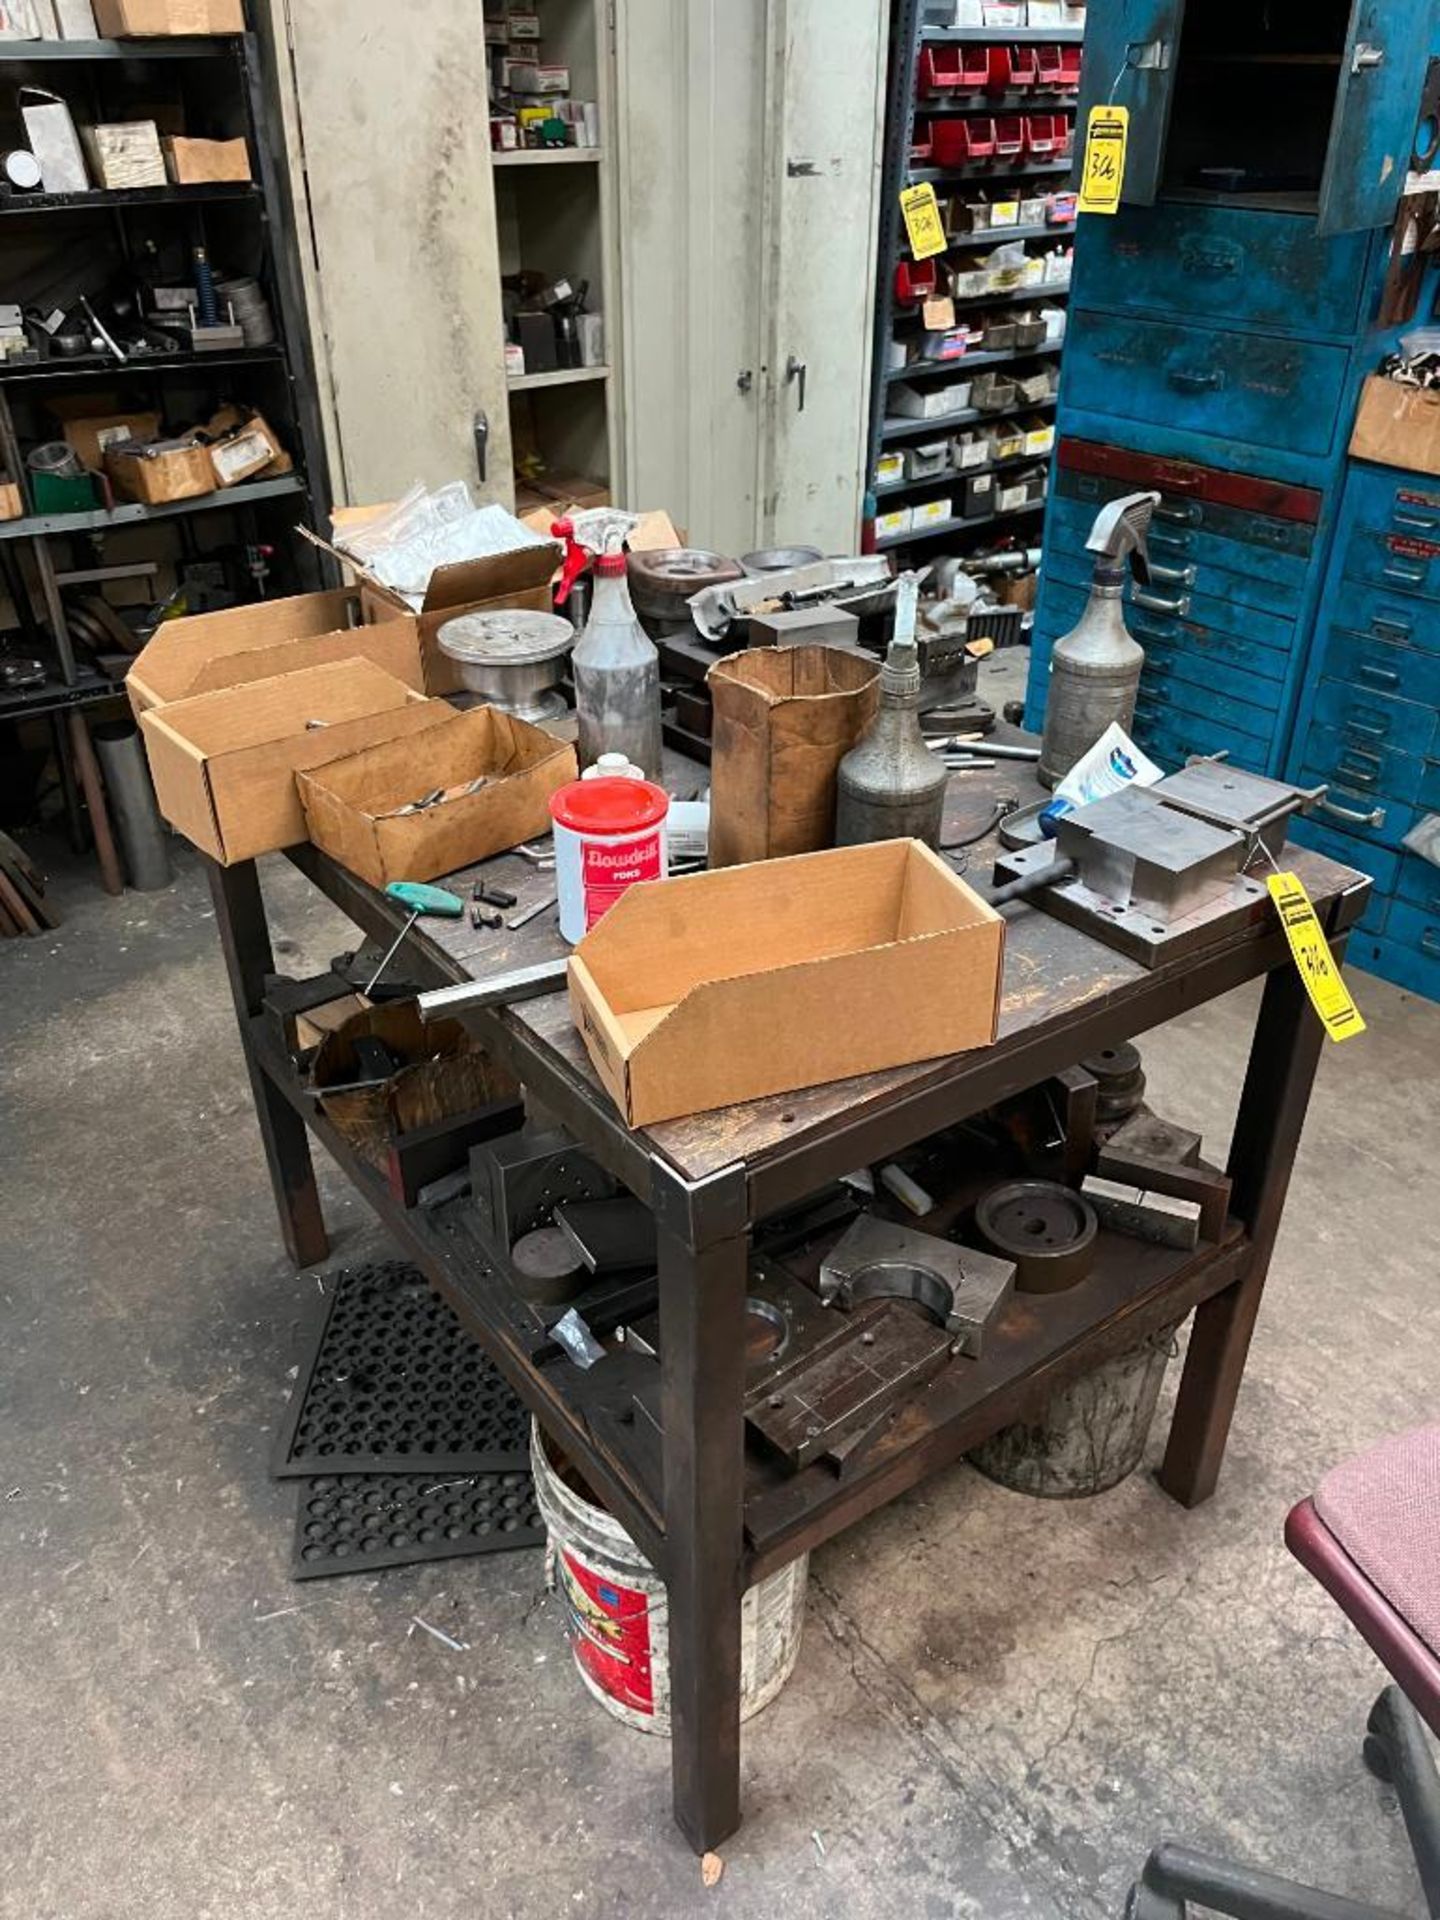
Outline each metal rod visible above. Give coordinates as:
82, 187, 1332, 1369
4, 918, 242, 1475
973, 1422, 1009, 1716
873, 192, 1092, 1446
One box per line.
364, 908, 420, 995
417, 958, 570, 1020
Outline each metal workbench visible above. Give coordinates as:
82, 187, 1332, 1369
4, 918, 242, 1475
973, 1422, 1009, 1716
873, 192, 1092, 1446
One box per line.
205, 761, 1371, 1855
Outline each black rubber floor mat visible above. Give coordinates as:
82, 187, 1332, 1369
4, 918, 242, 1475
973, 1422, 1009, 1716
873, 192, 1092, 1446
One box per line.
274, 1258, 530, 1478
292, 1470, 544, 1580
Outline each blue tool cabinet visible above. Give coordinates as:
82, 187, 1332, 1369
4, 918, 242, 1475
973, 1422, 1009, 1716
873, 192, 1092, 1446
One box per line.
1025, 0, 1440, 999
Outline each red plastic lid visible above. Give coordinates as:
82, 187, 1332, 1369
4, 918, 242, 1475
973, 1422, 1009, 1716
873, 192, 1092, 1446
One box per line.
549, 776, 670, 833
595, 551, 627, 577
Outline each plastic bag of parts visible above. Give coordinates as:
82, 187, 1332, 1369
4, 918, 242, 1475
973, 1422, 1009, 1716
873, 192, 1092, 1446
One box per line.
336, 483, 552, 607
1041, 723, 1164, 838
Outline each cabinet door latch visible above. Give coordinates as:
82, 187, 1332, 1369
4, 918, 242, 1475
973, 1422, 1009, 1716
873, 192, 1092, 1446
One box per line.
1125, 39, 1173, 72
1352, 42, 1385, 74
736, 369, 754, 396
786, 355, 807, 414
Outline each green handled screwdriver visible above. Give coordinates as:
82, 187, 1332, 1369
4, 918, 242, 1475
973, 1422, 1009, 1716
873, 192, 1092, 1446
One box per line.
364, 881, 465, 997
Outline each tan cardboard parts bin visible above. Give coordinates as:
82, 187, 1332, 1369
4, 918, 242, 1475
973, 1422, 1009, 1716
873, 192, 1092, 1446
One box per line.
1351, 375, 1440, 477
105, 440, 214, 505
315, 504, 562, 699
163, 136, 251, 184
91, 0, 244, 31
59, 410, 161, 473
568, 839, 1005, 1128
298, 703, 577, 891
208, 413, 284, 487
125, 587, 426, 720
0, 483, 22, 522
138, 657, 434, 865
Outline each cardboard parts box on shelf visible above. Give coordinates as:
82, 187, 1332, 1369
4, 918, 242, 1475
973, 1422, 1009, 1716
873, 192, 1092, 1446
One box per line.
137, 657, 438, 865
568, 839, 1005, 1128
1350, 375, 1440, 477
125, 588, 425, 721
297, 703, 577, 891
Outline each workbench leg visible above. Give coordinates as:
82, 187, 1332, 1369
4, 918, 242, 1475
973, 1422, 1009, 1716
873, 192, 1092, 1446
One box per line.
206, 858, 330, 1270
1159, 958, 1328, 1508
656, 1165, 749, 1855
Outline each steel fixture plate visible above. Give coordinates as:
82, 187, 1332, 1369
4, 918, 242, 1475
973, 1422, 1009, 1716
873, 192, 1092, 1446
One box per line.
819, 1214, 1016, 1358
1151, 762, 1325, 858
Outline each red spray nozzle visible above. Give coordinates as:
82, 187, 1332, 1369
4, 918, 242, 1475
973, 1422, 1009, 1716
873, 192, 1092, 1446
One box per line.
551, 516, 589, 607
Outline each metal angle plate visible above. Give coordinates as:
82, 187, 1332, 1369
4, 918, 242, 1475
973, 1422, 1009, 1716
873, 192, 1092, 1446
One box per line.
291, 1470, 543, 1580
272, 1259, 530, 1480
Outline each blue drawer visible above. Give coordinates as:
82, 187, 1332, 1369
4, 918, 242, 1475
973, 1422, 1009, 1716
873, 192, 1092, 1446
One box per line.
1301, 723, 1428, 806
1421, 761, 1440, 812
1343, 465, 1440, 546
1137, 667, 1277, 744
1056, 468, 1317, 569
1289, 816, 1400, 895
1319, 624, 1440, 711
1351, 931, 1440, 1003
1038, 581, 1291, 695
1133, 702, 1269, 773
1398, 852, 1440, 915
1386, 900, 1440, 971
1062, 316, 1351, 461
1325, 577, 1440, 655
1311, 679, 1439, 760
1072, 206, 1372, 340
1295, 770, 1422, 853
1045, 547, 1297, 654
1046, 501, 1306, 621
1344, 527, 1440, 604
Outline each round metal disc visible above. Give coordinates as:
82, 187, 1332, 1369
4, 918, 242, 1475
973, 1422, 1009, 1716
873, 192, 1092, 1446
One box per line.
975, 1180, 1098, 1296
741, 546, 824, 574
510, 1227, 587, 1306
437, 609, 575, 668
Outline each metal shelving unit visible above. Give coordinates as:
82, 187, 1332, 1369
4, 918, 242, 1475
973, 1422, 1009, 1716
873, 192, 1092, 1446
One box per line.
0, 180, 258, 216
864, 4, 1084, 565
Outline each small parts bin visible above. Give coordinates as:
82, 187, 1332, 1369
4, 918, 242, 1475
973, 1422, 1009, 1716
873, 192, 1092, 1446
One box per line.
895, 258, 940, 306
918, 44, 989, 95
987, 44, 1038, 92
932, 117, 996, 167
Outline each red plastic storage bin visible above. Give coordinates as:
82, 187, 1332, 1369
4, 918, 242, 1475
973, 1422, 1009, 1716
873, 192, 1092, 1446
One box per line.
993, 115, 1026, 158
988, 44, 1038, 92
1025, 113, 1063, 158
1059, 46, 1083, 89
895, 258, 940, 306
918, 46, 964, 94
1057, 115, 1076, 158
932, 117, 997, 166
1034, 44, 1065, 89
910, 125, 934, 165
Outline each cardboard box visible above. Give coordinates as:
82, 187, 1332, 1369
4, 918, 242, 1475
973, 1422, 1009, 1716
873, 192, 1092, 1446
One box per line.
568, 840, 1005, 1127
105, 439, 214, 504
125, 587, 426, 719
208, 413, 283, 486
324, 503, 563, 698
298, 703, 577, 890
0, 481, 21, 522
1350, 375, 1440, 477
163, 135, 251, 184
59, 409, 161, 473
91, 0, 243, 31
138, 657, 435, 865
81, 121, 166, 189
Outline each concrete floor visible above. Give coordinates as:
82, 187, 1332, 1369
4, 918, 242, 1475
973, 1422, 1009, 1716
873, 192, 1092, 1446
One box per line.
4, 709, 1440, 1918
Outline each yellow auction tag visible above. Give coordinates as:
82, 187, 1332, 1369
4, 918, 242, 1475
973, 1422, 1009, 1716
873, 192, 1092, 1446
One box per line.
1267, 873, 1366, 1043
900, 182, 948, 261
1078, 104, 1129, 216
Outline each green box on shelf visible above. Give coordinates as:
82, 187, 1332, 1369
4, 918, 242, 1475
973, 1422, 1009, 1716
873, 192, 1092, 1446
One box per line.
29, 472, 97, 517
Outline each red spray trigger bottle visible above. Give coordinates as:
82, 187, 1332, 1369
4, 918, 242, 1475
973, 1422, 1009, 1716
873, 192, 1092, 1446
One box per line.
552, 517, 590, 608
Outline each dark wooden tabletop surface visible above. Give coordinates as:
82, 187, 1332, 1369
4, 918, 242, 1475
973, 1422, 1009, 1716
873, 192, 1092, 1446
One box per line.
390, 746, 1370, 1185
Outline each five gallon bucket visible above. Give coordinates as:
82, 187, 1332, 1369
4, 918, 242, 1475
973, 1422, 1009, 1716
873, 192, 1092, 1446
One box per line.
968, 1322, 1182, 1499
531, 1423, 807, 1734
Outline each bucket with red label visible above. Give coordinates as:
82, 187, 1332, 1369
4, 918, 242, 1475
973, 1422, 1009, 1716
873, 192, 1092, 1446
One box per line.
550, 776, 670, 944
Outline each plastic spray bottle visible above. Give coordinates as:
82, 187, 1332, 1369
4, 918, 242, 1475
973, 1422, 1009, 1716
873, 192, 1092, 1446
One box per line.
571, 529, 663, 780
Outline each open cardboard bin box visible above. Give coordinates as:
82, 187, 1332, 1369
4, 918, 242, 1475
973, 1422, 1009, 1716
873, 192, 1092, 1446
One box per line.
568, 840, 1005, 1127
1350, 375, 1440, 477
298, 703, 577, 890
138, 657, 438, 864
126, 588, 424, 720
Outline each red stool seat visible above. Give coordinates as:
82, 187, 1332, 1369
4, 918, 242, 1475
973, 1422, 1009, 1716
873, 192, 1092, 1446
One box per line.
1316, 1425, 1440, 1662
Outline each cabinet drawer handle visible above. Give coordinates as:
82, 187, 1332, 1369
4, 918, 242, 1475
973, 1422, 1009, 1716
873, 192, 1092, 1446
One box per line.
1169, 368, 1224, 393
1357, 662, 1402, 689
1336, 758, 1379, 787
1371, 614, 1413, 640
1424, 930, 1440, 960
1133, 620, 1181, 645
1383, 562, 1427, 585
1150, 562, 1197, 587
1392, 512, 1440, 534
1342, 716, 1387, 740
1149, 530, 1195, 555
1320, 797, 1386, 828
1133, 589, 1191, 616
1155, 501, 1202, 525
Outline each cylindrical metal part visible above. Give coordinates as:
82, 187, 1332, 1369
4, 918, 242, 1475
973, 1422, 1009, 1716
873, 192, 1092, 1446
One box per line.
92, 722, 172, 892
969, 1322, 1180, 1498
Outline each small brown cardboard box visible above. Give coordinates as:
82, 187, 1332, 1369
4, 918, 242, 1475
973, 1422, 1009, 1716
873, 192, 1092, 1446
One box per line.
0, 482, 23, 522
568, 839, 1005, 1128
208, 413, 283, 487
324, 505, 563, 698
297, 703, 577, 890
1350, 375, 1440, 477
163, 135, 251, 184
125, 587, 425, 720
59, 410, 161, 473
91, 0, 244, 32
105, 440, 214, 505
138, 657, 435, 865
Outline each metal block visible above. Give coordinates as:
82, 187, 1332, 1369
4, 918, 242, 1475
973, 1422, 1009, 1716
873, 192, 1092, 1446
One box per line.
1054, 788, 1246, 926
1151, 763, 1326, 861
1095, 1148, 1232, 1243
819, 1213, 1016, 1358
1104, 1109, 1202, 1169
748, 606, 862, 651
469, 1126, 617, 1251
1082, 1175, 1202, 1251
